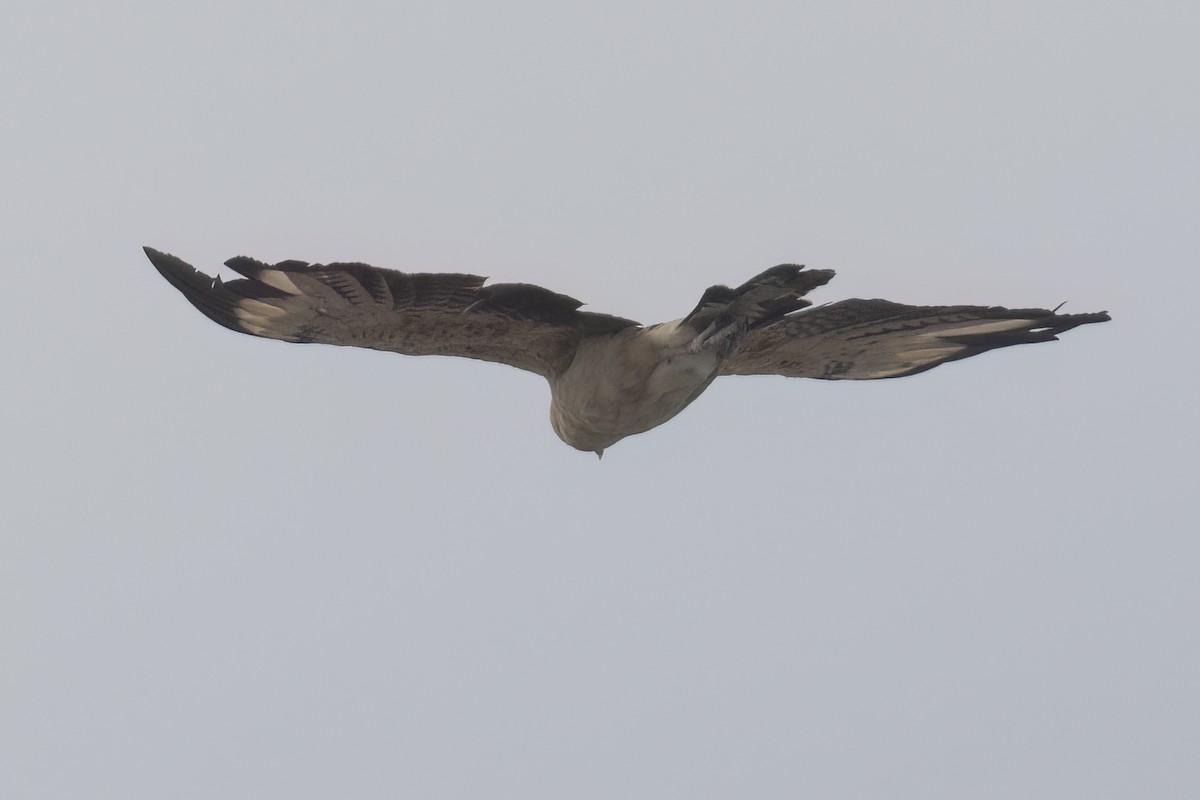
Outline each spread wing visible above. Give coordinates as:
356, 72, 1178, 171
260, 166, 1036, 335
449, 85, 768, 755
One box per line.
145, 247, 639, 378
720, 298, 1110, 379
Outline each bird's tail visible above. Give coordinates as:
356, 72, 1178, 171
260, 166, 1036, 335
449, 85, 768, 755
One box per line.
682, 265, 835, 355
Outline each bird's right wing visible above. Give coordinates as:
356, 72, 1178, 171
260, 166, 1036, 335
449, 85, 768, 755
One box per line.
145, 248, 639, 379
719, 298, 1110, 379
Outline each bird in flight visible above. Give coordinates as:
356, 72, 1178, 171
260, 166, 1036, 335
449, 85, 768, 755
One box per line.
145, 247, 1109, 457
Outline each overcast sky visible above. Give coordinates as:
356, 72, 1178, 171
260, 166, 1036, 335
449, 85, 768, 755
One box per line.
3, 1, 1197, 797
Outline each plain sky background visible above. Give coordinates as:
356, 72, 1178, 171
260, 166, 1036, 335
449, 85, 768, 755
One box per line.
3, 1, 1197, 797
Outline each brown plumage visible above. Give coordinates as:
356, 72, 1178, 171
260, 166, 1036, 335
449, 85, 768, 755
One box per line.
145, 247, 1109, 456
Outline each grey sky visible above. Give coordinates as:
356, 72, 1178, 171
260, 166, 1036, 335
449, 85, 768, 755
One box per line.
2, 1, 1197, 797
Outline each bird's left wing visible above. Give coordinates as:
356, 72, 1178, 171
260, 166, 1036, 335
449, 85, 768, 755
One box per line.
145, 247, 638, 378
720, 298, 1110, 379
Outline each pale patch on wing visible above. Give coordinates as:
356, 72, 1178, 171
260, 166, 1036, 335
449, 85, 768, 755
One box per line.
234, 319, 273, 336
232, 308, 279, 334
894, 344, 964, 361
237, 298, 291, 318
256, 270, 304, 295
917, 318, 1033, 338
232, 295, 313, 340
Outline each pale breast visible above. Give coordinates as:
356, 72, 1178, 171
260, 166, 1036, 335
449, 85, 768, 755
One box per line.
548, 323, 719, 452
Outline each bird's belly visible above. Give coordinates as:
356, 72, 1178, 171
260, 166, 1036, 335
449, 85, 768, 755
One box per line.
549, 346, 717, 453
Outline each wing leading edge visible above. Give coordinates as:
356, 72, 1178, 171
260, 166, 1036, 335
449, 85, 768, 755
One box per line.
144, 247, 639, 378
720, 298, 1110, 379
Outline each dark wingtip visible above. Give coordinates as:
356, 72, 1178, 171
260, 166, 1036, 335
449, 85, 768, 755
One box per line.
1051, 309, 1111, 333
223, 254, 276, 279
941, 306, 1112, 351
143, 246, 217, 293
734, 264, 836, 293
142, 245, 178, 267
144, 246, 250, 333
143, 245, 174, 273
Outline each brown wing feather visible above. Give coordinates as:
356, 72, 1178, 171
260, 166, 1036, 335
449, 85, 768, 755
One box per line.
145, 247, 639, 378
720, 298, 1110, 379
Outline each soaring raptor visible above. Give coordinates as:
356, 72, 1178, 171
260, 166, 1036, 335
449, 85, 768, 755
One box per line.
145, 248, 1109, 456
